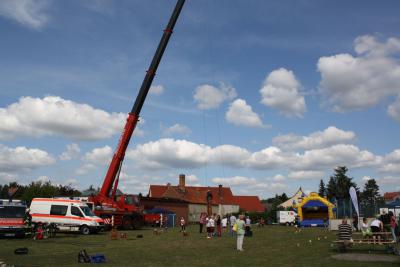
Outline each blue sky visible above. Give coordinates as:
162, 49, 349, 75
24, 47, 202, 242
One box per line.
0, 0, 400, 198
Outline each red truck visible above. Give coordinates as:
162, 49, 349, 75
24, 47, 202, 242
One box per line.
87, 0, 186, 229
0, 199, 28, 237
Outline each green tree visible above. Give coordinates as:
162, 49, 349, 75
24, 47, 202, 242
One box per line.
318, 179, 326, 197
327, 166, 358, 199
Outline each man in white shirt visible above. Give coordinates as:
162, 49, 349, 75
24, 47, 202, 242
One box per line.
221, 216, 228, 233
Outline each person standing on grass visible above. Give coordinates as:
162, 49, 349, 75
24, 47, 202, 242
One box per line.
389, 211, 397, 242
236, 214, 246, 251
180, 217, 186, 232
221, 216, 228, 233
199, 213, 206, 234
216, 215, 222, 237
245, 216, 251, 236
229, 214, 237, 236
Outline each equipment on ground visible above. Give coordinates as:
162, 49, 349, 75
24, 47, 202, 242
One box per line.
88, 0, 186, 229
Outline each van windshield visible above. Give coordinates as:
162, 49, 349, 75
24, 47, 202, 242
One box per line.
80, 206, 94, 217
0, 206, 26, 218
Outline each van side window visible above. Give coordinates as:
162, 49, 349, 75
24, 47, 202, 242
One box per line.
71, 206, 83, 217
50, 205, 68, 216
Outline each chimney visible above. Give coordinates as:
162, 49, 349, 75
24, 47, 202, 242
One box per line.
179, 174, 186, 192
218, 184, 223, 198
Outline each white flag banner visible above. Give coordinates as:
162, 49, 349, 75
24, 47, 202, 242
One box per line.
349, 186, 359, 216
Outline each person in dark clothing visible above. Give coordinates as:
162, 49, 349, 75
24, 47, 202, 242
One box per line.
216, 215, 222, 237
352, 213, 358, 231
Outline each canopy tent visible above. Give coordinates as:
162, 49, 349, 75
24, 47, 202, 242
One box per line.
386, 199, 400, 208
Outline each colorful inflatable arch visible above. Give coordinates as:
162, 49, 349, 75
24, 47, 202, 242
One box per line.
295, 192, 335, 227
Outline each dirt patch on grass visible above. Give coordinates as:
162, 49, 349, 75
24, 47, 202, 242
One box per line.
332, 253, 399, 263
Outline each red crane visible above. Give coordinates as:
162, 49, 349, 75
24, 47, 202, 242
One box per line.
89, 0, 186, 229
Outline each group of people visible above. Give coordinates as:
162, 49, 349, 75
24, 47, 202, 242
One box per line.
339, 210, 399, 244
198, 213, 252, 251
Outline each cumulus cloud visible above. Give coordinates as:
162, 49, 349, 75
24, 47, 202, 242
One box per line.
0, 172, 19, 184
379, 149, 400, 174
162, 124, 191, 137
0, 0, 51, 29
82, 146, 112, 165
291, 144, 380, 171
362, 176, 372, 182
260, 68, 306, 117
0, 144, 55, 172
149, 85, 165, 95
226, 99, 266, 128
288, 170, 325, 180
273, 126, 355, 151
59, 143, 81, 160
272, 174, 286, 182
76, 146, 112, 175
0, 96, 126, 141
212, 176, 257, 186
318, 35, 400, 112
194, 83, 237, 110
388, 96, 400, 122
246, 147, 287, 170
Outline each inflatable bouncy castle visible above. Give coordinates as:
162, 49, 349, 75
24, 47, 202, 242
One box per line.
295, 192, 335, 227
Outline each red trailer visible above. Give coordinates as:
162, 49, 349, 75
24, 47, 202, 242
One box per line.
88, 0, 186, 229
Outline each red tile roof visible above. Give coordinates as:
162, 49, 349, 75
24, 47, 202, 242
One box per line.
149, 184, 265, 212
149, 185, 235, 205
232, 196, 265, 212
384, 192, 400, 201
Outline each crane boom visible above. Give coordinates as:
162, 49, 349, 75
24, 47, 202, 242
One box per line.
96, 0, 186, 201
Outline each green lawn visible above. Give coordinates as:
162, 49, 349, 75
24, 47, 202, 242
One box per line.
0, 225, 399, 267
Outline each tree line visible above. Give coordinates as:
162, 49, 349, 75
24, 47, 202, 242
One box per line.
0, 181, 82, 203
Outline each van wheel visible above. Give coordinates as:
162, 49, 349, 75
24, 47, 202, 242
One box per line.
80, 225, 90, 235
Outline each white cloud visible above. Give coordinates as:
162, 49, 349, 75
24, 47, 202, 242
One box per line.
246, 147, 287, 170
377, 176, 400, 185
272, 174, 286, 182
318, 35, 400, 112
226, 99, 265, 128
212, 176, 257, 186
388, 96, 400, 123
362, 176, 372, 182
127, 138, 212, 170
0, 144, 55, 172
379, 149, 400, 174
291, 144, 380, 171
288, 170, 325, 180
59, 143, 81, 161
36, 175, 50, 183
194, 83, 237, 110
149, 85, 165, 96
82, 146, 112, 165
0, 0, 51, 29
273, 126, 355, 151
0, 96, 126, 141
260, 68, 306, 117
212, 145, 250, 168
76, 146, 112, 175
0, 172, 19, 184
162, 123, 191, 137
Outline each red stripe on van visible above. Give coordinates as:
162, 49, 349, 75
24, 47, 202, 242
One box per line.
31, 213, 101, 222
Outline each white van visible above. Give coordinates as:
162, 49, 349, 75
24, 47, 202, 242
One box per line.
29, 198, 104, 235
277, 211, 297, 225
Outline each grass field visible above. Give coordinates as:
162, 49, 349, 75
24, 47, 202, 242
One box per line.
0, 225, 399, 267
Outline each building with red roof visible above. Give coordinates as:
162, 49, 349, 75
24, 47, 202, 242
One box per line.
148, 174, 265, 222
384, 191, 400, 203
